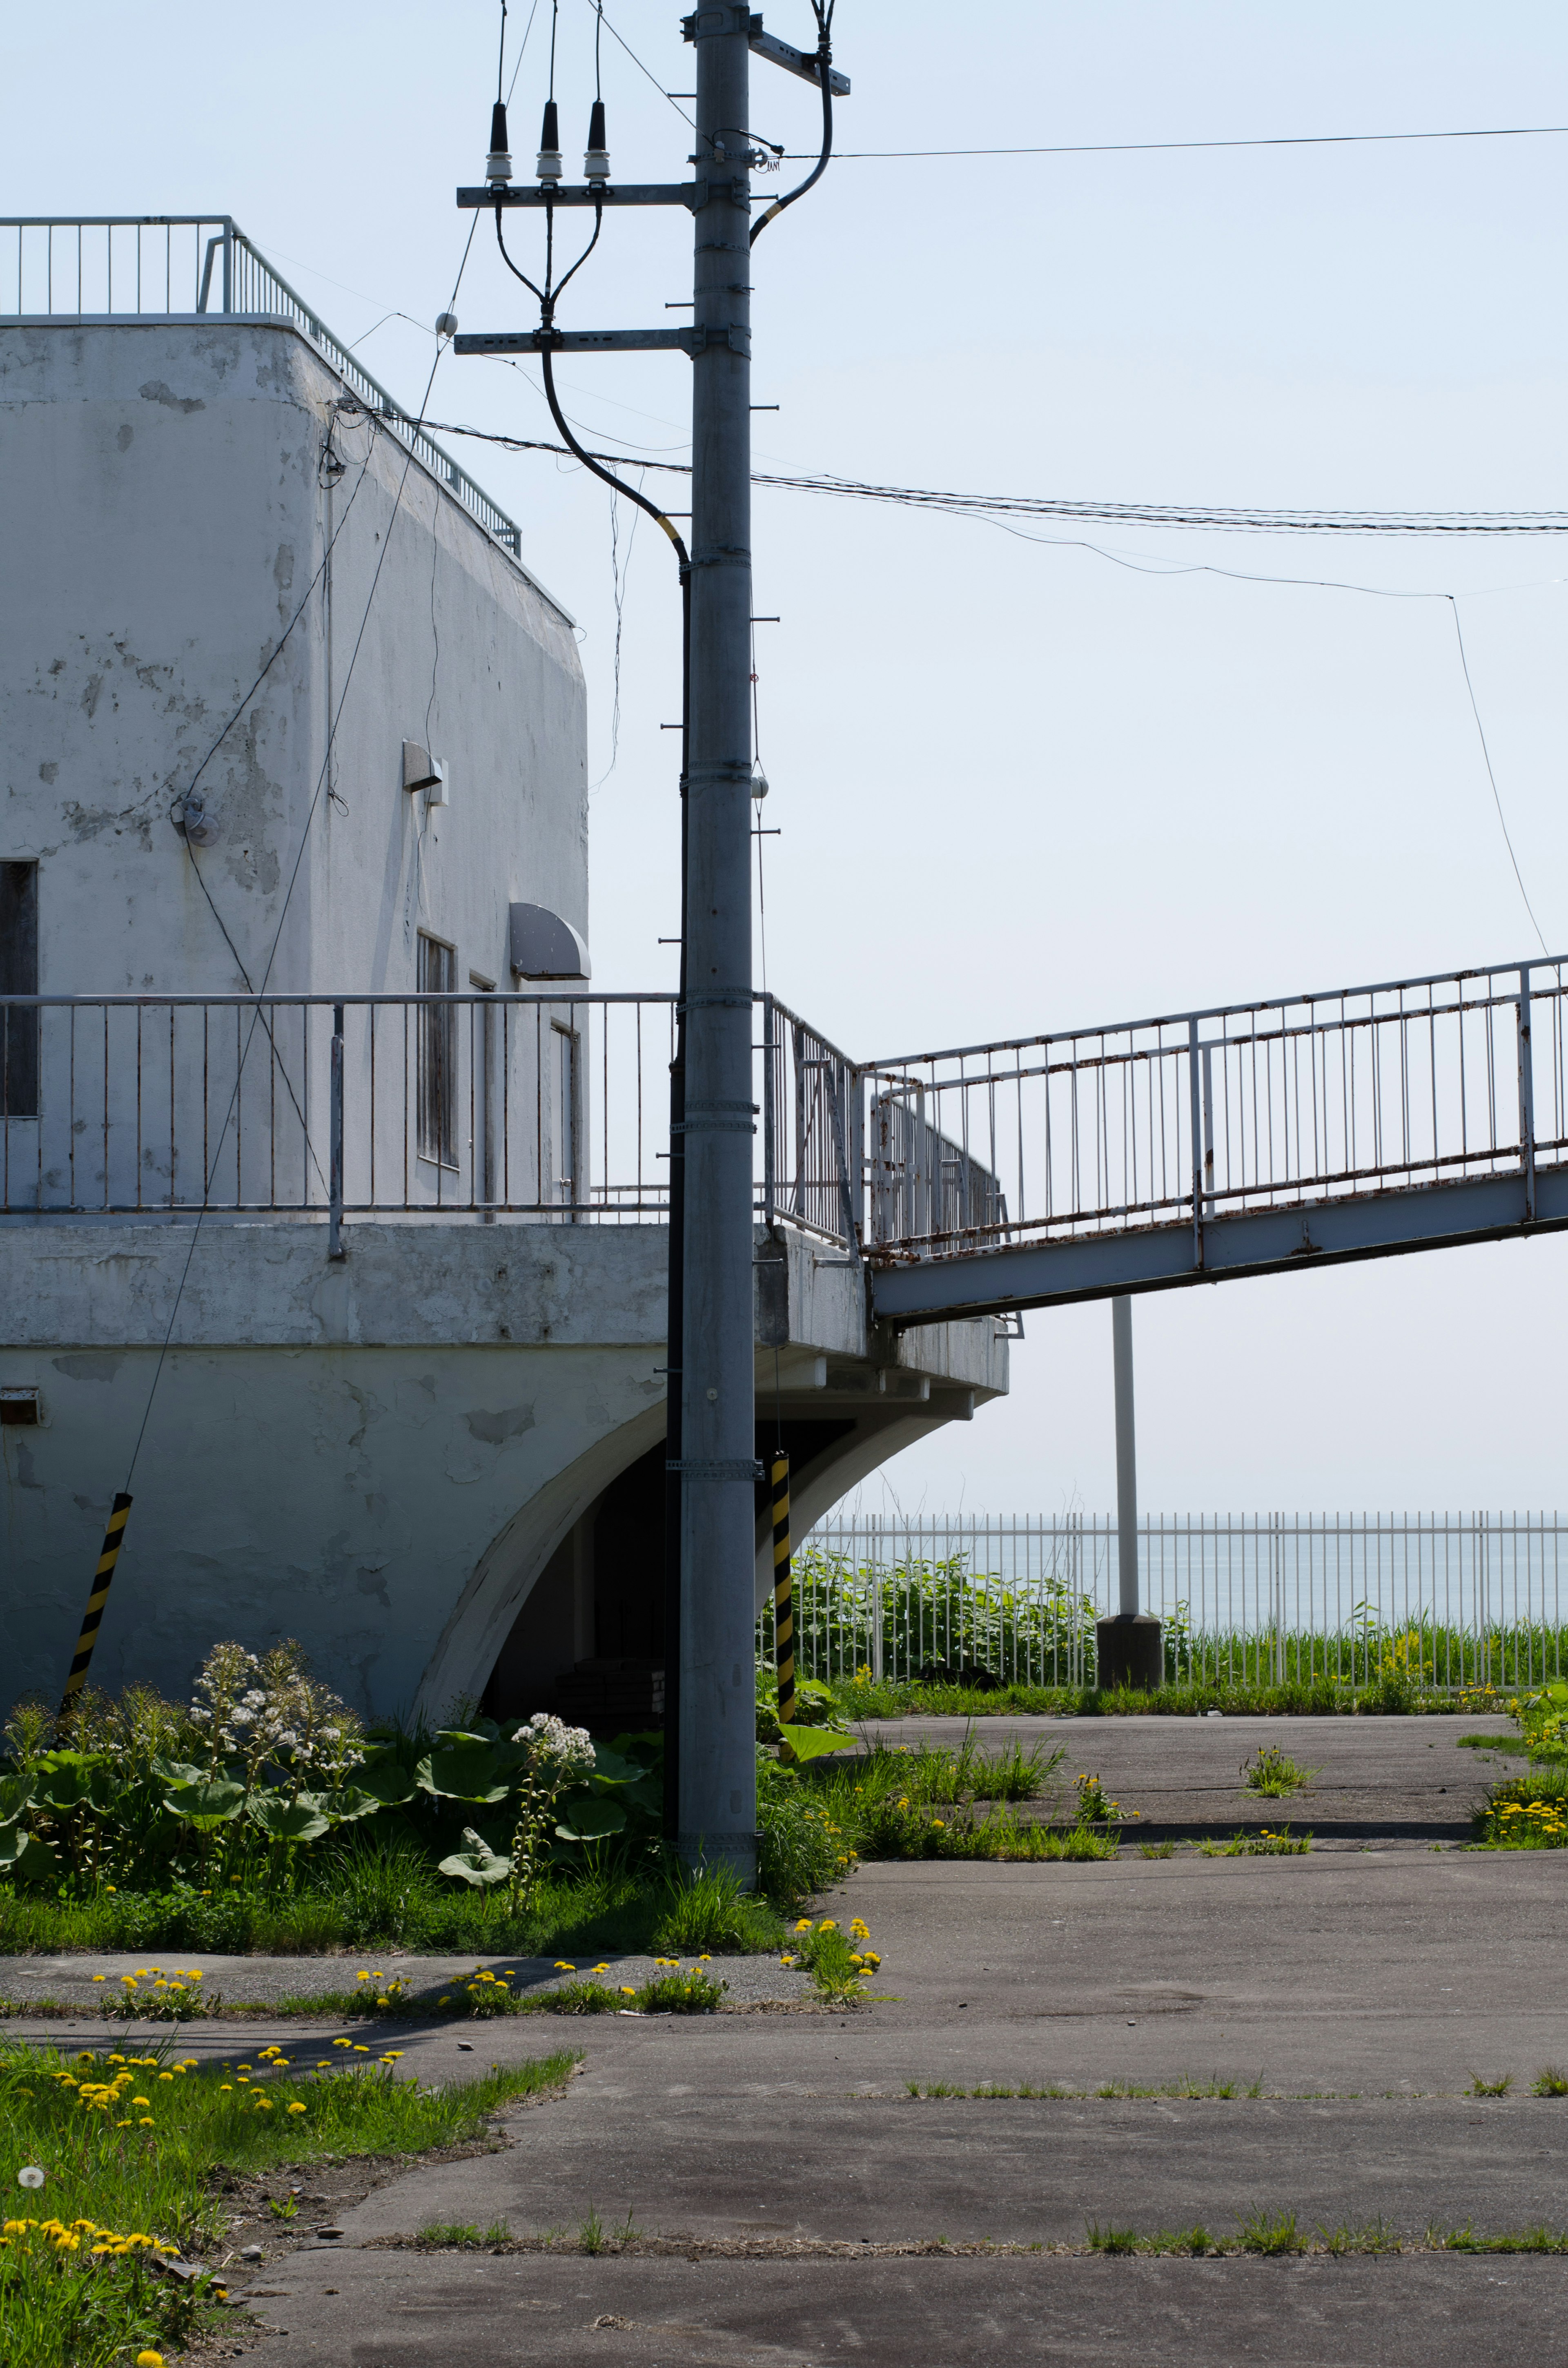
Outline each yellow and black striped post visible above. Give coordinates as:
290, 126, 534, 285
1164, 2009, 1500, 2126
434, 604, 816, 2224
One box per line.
59, 1492, 132, 1719
771, 1454, 794, 1724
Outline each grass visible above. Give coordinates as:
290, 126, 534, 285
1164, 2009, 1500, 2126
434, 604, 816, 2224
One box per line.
415, 2219, 513, 2247
1240, 1744, 1316, 1798
1473, 1764, 1568, 1848
0, 1848, 787, 1962
0, 2034, 575, 2368
820, 1672, 1503, 1721
1198, 1827, 1311, 1857
1532, 2067, 1568, 2096
1470, 2073, 1514, 2096
904, 2074, 1261, 2100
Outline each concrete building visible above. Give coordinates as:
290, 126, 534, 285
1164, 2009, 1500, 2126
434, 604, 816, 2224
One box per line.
0, 218, 1006, 1724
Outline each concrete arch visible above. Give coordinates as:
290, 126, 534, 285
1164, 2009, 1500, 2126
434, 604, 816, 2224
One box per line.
415, 1400, 668, 1718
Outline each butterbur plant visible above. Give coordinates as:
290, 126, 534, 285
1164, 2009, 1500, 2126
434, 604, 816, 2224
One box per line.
507, 1715, 597, 1911
189, 1641, 365, 1795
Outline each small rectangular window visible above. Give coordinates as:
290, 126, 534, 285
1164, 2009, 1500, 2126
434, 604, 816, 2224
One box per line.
417, 933, 457, 1168
0, 863, 38, 1119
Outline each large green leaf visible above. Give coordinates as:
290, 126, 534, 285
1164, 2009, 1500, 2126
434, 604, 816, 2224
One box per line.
354, 1757, 419, 1807
162, 1777, 246, 1824
0, 1773, 35, 1828
585, 1746, 641, 1787
416, 1748, 510, 1804
619, 1776, 663, 1819
31, 1754, 117, 1813
0, 1826, 59, 1883
247, 1793, 330, 1843
554, 1797, 627, 1843
437, 1827, 513, 1887
319, 1784, 382, 1825
777, 1724, 856, 1766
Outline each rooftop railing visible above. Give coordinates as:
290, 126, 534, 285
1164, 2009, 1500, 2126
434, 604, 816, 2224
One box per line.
1, 214, 528, 572
0, 992, 863, 1260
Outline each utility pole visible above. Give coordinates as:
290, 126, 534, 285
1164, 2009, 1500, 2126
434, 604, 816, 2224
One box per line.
454, 4, 846, 1882
1096, 1295, 1162, 1690
676, 3, 760, 1882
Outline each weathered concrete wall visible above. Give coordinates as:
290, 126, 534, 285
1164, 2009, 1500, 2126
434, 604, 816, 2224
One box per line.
0, 319, 586, 1000
0, 1218, 1005, 1721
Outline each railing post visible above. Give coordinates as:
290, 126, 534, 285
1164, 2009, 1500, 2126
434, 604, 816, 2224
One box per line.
1188, 1016, 1204, 1269
1201, 1043, 1214, 1215
849, 1064, 866, 1241
221, 219, 233, 315
1518, 965, 1536, 1224
327, 1002, 346, 1261
762, 992, 775, 1230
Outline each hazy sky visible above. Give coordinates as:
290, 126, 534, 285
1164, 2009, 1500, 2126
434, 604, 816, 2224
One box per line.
12, 2, 1568, 1514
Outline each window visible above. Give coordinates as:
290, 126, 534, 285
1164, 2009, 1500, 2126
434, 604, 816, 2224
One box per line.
0, 863, 38, 1119
417, 933, 457, 1167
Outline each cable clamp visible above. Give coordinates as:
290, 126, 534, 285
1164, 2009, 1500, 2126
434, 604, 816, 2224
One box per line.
667, 1457, 765, 1481
685, 757, 753, 783
690, 546, 753, 568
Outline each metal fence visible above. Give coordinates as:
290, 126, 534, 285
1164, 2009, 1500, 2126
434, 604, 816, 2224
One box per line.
860, 957, 1568, 1262
0, 992, 858, 1254
0, 215, 526, 566
783, 1512, 1568, 1692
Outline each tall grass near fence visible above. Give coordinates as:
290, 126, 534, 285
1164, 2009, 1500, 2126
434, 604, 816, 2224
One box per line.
757, 1537, 1568, 1698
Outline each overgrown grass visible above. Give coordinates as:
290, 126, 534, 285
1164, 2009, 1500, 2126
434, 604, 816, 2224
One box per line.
757, 1734, 1128, 1897
0, 1848, 785, 1961
1240, 1744, 1316, 1797
1198, 1827, 1311, 1857
0, 2034, 575, 2368
823, 1673, 1494, 1720
906, 2074, 1260, 2100
1474, 1765, 1568, 1848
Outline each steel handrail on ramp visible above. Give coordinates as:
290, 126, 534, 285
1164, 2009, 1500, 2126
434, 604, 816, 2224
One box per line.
862, 954, 1567, 1323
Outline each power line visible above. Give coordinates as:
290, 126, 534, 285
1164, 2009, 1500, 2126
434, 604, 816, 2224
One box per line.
1448, 596, 1549, 956
589, 0, 694, 127
408, 419, 1568, 537
779, 122, 1568, 162
122, 230, 481, 1496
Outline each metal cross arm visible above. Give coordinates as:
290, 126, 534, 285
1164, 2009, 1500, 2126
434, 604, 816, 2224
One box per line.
453, 327, 750, 357
746, 26, 851, 96
455, 184, 712, 211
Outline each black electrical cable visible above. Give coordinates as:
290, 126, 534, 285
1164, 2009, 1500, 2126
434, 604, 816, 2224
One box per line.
495, 0, 508, 100
751, 0, 834, 244
409, 418, 1568, 537
782, 122, 1568, 162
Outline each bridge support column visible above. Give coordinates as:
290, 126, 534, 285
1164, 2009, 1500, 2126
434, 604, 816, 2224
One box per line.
1098, 1295, 1161, 1690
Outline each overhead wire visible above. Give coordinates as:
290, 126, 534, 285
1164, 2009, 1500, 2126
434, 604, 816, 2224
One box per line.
587, 0, 694, 128
777, 122, 1568, 162
752, 0, 835, 245
405, 420, 1568, 538
120, 223, 482, 1498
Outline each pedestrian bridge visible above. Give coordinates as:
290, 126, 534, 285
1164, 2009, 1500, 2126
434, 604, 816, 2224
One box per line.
5, 955, 1562, 1332
856, 953, 1568, 1326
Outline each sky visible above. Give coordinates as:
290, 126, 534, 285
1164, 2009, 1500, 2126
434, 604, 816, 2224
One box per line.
10, 1, 1568, 1516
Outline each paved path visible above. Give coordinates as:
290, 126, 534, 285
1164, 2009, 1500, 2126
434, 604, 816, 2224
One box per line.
7, 1715, 1559, 2362
860, 1710, 1517, 1844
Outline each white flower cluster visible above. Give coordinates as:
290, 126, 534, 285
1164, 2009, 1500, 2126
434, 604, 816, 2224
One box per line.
189, 1640, 365, 1789
511, 1711, 596, 1784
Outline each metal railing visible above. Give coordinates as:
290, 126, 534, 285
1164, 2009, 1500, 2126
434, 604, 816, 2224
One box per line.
860, 955, 1568, 1263
783, 1510, 1568, 1693
0, 992, 860, 1252
1, 215, 527, 569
